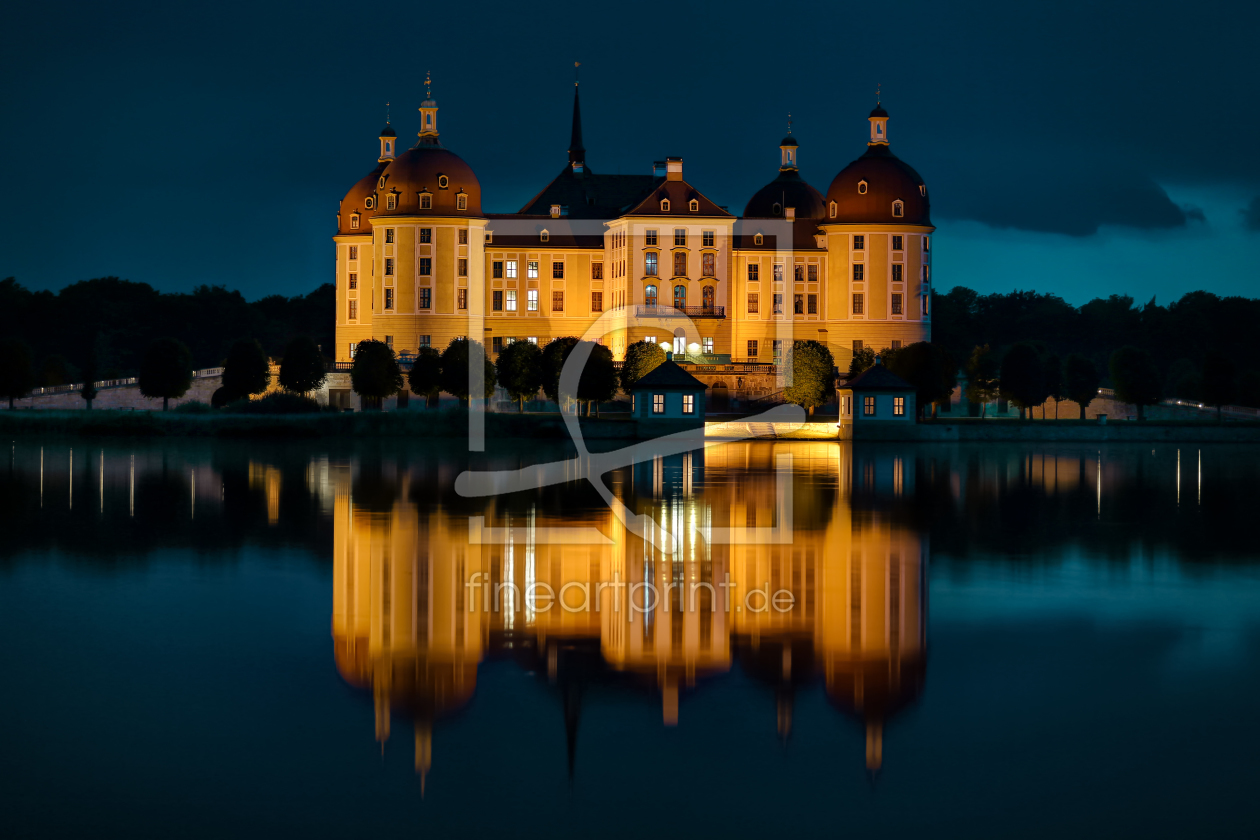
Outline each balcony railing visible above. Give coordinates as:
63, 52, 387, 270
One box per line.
635, 305, 725, 319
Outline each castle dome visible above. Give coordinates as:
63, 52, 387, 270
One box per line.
744, 169, 826, 219
337, 160, 389, 235
374, 142, 483, 217
825, 107, 930, 225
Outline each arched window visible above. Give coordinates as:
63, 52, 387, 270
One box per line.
645, 284, 658, 306
457, 193, 467, 210
673, 251, 687, 276
857, 180, 868, 195
350, 213, 360, 229
702, 285, 715, 311
386, 194, 396, 210
438, 175, 449, 189
540, 230, 549, 242
754, 233, 763, 246
660, 198, 670, 212
772, 202, 782, 216
689, 199, 699, 212
892, 200, 904, 218
385, 141, 391, 154
829, 201, 837, 219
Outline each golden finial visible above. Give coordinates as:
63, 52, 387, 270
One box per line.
787, 112, 793, 134
386, 101, 391, 124
876, 83, 881, 105
575, 61, 581, 87
425, 71, 432, 100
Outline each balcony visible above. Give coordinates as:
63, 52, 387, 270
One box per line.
635, 305, 725, 319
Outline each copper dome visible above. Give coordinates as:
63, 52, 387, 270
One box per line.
744, 168, 827, 219
373, 140, 483, 218
825, 143, 930, 225
337, 160, 389, 235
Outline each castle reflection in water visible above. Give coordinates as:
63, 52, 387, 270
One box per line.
330, 442, 926, 782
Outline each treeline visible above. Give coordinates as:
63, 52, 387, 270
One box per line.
0, 277, 334, 383
933, 287, 1260, 407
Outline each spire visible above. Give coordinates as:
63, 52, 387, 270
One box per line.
568, 62, 585, 172
418, 71, 440, 145
378, 102, 396, 162
868, 85, 889, 145
779, 113, 799, 171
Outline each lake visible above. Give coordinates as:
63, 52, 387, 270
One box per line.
2, 438, 1258, 838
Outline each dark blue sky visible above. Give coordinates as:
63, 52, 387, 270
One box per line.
2, 0, 1257, 303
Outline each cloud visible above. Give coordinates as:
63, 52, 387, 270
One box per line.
1183, 205, 1206, 223
1243, 197, 1260, 232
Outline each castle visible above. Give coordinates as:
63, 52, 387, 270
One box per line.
333, 76, 933, 377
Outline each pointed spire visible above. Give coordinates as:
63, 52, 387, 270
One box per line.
418, 71, 440, 145
378, 102, 396, 162
569, 63, 585, 172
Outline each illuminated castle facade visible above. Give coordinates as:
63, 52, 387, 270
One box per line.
332, 78, 933, 370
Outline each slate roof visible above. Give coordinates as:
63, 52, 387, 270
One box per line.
623, 179, 733, 218
517, 168, 663, 219
631, 360, 708, 391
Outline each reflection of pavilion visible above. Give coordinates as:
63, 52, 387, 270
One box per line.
330, 442, 926, 783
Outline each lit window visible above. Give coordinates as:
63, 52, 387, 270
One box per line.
350, 214, 360, 229
552, 261, 564, 279
527, 289, 539, 311
892, 293, 903, 315
644, 335, 657, 346
419, 288, 432, 309
385, 229, 394, 244
457, 193, 467, 210
747, 340, 758, 358
419, 258, 431, 276
419, 335, 430, 348
747, 292, 759, 314
506, 290, 517, 311
552, 290, 564, 311
794, 264, 804, 282
528, 336, 538, 345
348, 273, 358, 289
683, 394, 695, 414
438, 175, 449, 189
702, 337, 713, 354
892, 200, 904, 217
384, 288, 394, 310
774, 264, 784, 283
864, 396, 875, 416
702, 230, 714, 247
673, 285, 686, 308
528, 261, 539, 279
419, 228, 432, 243
702, 285, 714, 309
645, 252, 658, 276
923, 237, 930, 252
420, 193, 432, 210
858, 180, 868, 194
506, 260, 518, 279
458, 289, 467, 310
922, 293, 930, 316
893, 397, 906, 416
652, 394, 665, 414
660, 199, 670, 212
829, 201, 837, 218
386, 194, 397, 210
591, 262, 603, 279
853, 264, 864, 282
349, 342, 357, 357
645, 284, 658, 306
689, 199, 699, 212
919, 184, 926, 196
853, 293, 864, 315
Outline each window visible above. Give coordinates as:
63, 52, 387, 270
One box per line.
646, 230, 658, 246
591, 291, 603, 311
419, 288, 432, 309
923, 236, 930, 253
807, 294, 818, 314
808, 264, 818, 282
660, 199, 670, 211
892, 293, 903, 315
485, 231, 493, 243
349, 342, 358, 358
645, 252, 658, 276
672, 228, 685, 246
527, 289, 538, 311
419, 258, 431, 276
350, 214, 360, 229
492, 336, 503, 354
493, 261, 504, 279
864, 396, 876, 416
553, 261, 564, 279
348, 300, 358, 320
591, 262, 603, 279
748, 264, 759, 282
922, 293, 930, 316
459, 258, 468, 277
506, 260, 518, 279
689, 199, 699, 212
644, 335, 657, 346
701, 252, 714, 276
349, 246, 358, 260
348, 273, 358, 290
702, 337, 713, 353
754, 233, 763, 245
853, 340, 863, 352
858, 180, 868, 195
923, 265, 930, 283
673, 251, 686, 276
493, 290, 503, 311
893, 264, 903, 283
386, 194, 396, 210
652, 394, 665, 414
747, 340, 758, 358
420, 228, 432, 243
892, 235, 903, 251
702, 230, 714, 247
506, 290, 517, 311
528, 261, 539, 279
384, 288, 394, 310
794, 264, 804, 282
420, 194, 432, 210
829, 201, 837, 219
747, 292, 759, 314
773, 264, 784, 283
645, 284, 658, 306
772, 202, 782, 216
853, 264, 864, 282
540, 230, 549, 242
457, 194, 467, 210
892, 200, 904, 217
702, 285, 714, 310
773, 293, 783, 314
385, 258, 394, 275
920, 184, 927, 197
673, 285, 686, 309
438, 175, 449, 189
772, 339, 783, 362
891, 339, 903, 350
458, 289, 467, 310
552, 291, 564, 311
893, 397, 906, 416
853, 293, 864, 315
683, 394, 695, 414
793, 294, 804, 315
853, 235, 865, 250
459, 229, 468, 244
842, 395, 851, 416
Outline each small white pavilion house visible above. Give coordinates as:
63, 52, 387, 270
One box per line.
839, 359, 917, 438
630, 361, 708, 438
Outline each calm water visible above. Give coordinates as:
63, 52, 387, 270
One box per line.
2, 438, 1259, 838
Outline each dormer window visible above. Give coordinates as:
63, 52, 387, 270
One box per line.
350, 213, 360, 230
457, 193, 467, 211
754, 233, 764, 246
829, 201, 837, 218
660, 198, 670, 212
485, 231, 493, 243
540, 229, 550, 242
386, 194, 396, 210
892, 200, 904, 218
689, 199, 699, 212
364, 196, 374, 210
438, 175, 449, 189
857, 180, 868, 195
772, 202, 782, 216
419, 192, 432, 210
919, 184, 926, 197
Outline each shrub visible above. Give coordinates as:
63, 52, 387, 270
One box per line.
172, 400, 214, 414
225, 392, 321, 414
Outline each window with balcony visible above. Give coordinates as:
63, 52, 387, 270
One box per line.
645, 285, 658, 306
673, 285, 686, 309
702, 285, 714, 310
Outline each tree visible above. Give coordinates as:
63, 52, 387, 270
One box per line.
1200, 349, 1237, 421
1043, 354, 1063, 419
80, 350, 98, 410
887, 342, 957, 419
439, 338, 496, 405
40, 355, 78, 387
847, 346, 876, 380
542, 337, 581, 408
1109, 345, 1162, 421
783, 340, 836, 416
620, 340, 666, 392
495, 340, 544, 411
1063, 353, 1102, 417
0, 337, 36, 410
279, 335, 327, 395
577, 342, 618, 415
221, 338, 271, 402
407, 346, 443, 408
999, 342, 1048, 420
139, 337, 193, 410
964, 344, 1000, 418
350, 339, 403, 410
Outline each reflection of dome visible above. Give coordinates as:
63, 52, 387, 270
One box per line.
375, 143, 483, 217
337, 161, 388, 234
744, 169, 826, 219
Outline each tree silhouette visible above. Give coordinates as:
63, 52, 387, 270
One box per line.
0, 338, 36, 410
619, 340, 665, 392
1109, 346, 1162, 421
1199, 349, 1236, 421
577, 342, 618, 416
495, 340, 544, 411
783, 340, 835, 416
999, 343, 1048, 419
278, 336, 327, 395
965, 344, 1000, 418
407, 346, 442, 408
350, 340, 402, 410
138, 337, 193, 410
887, 342, 956, 419
542, 337, 581, 408
221, 338, 271, 401
1064, 353, 1101, 417
439, 338, 496, 405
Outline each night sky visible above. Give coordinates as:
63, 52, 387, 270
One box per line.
2, 0, 1257, 304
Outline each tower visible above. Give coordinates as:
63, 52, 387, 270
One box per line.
418, 72, 439, 143
780, 115, 799, 170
